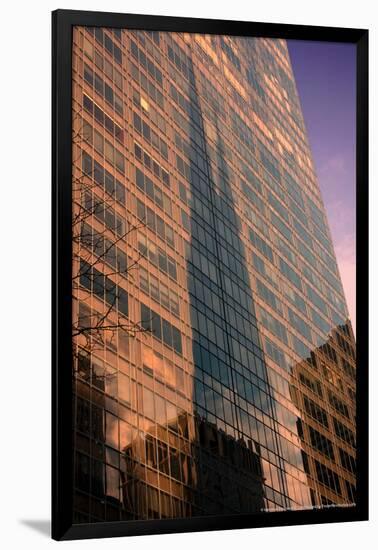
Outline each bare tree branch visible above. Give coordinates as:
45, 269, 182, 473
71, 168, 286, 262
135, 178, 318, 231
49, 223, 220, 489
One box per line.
71, 107, 149, 364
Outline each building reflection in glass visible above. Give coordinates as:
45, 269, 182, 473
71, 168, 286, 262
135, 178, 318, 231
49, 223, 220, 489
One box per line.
71, 28, 357, 523
289, 322, 356, 507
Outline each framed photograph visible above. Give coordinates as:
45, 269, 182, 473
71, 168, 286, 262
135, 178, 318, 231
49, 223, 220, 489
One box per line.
52, 9, 368, 541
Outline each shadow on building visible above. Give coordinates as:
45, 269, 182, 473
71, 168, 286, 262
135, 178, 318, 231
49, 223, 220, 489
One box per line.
180, 39, 283, 515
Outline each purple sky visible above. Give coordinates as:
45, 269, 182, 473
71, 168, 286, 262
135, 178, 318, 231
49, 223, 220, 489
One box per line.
287, 40, 356, 333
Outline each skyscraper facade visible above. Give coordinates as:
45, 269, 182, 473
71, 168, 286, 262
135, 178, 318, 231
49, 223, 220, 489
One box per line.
71, 27, 357, 523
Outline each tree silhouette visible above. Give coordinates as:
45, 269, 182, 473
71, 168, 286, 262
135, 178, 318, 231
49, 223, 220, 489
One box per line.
71, 101, 148, 363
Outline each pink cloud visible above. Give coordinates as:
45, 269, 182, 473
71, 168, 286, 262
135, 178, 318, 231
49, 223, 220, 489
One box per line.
319, 154, 347, 177
322, 197, 356, 335
333, 235, 356, 335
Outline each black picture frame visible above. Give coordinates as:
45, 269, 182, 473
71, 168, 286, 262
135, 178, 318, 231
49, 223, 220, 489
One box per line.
52, 9, 368, 541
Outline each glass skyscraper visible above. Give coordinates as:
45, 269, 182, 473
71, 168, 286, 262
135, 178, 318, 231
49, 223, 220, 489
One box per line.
71, 27, 357, 523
